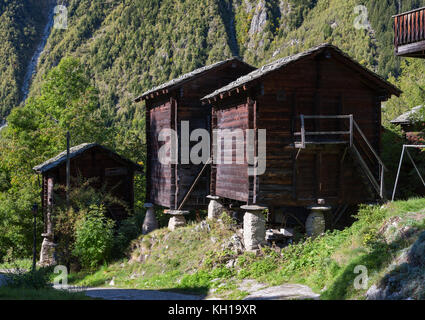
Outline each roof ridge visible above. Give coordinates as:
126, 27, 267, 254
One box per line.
391, 105, 424, 124
33, 143, 142, 173
135, 57, 252, 102
202, 43, 400, 101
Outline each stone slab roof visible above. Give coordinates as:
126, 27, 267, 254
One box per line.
33, 143, 143, 173
202, 43, 401, 101
391, 105, 424, 125
135, 57, 252, 102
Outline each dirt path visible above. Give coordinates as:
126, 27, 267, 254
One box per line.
1, 269, 319, 300
83, 288, 204, 300
82, 282, 319, 300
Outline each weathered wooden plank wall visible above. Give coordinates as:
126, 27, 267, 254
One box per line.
145, 60, 255, 209
211, 51, 384, 209
147, 99, 173, 207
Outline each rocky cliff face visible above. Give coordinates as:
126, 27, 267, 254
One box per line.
366, 213, 425, 300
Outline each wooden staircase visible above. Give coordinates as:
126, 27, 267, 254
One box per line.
295, 114, 386, 200
349, 145, 383, 199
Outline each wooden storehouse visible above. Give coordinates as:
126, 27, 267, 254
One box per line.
394, 6, 425, 58
391, 105, 425, 143
135, 58, 255, 210
33, 143, 143, 224
202, 44, 401, 225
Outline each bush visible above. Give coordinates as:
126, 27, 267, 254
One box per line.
72, 204, 115, 269
111, 212, 144, 258
6, 268, 51, 290
53, 177, 132, 267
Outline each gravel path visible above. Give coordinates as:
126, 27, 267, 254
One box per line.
82, 283, 319, 300
1, 269, 318, 300
83, 288, 204, 300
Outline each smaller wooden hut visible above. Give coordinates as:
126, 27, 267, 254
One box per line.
33, 143, 143, 223
202, 44, 401, 229
391, 105, 425, 143
135, 58, 255, 211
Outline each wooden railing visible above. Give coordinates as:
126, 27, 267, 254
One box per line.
394, 7, 425, 52
295, 115, 386, 199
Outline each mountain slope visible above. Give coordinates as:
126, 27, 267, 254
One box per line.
1, 0, 425, 123
0, 0, 52, 119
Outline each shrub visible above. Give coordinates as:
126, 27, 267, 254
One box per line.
111, 212, 143, 258
72, 204, 115, 269
6, 268, 51, 290
54, 177, 132, 267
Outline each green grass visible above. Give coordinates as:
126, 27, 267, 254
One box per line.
69, 218, 236, 296
0, 258, 32, 271
0, 287, 91, 300
67, 198, 425, 300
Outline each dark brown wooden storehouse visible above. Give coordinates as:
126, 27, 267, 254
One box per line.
135, 58, 255, 210
202, 44, 401, 225
394, 6, 425, 58
33, 143, 143, 223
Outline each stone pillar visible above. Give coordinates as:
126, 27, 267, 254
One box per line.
241, 205, 267, 252
39, 176, 57, 267
39, 233, 57, 267
142, 203, 158, 235
207, 195, 224, 220
306, 199, 332, 238
166, 210, 189, 231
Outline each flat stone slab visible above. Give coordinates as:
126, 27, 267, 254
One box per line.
307, 206, 332, 211
241, 205, 268, 211
84, 288, 203, 300
164, 210, 190, 215
243, 284, 320, 300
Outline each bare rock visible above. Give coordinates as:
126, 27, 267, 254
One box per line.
168, 215, 186, 231
244, 283, 320, 300
195, 221, 211, 232
222, 234, 244, 253
249, 0, 267, 36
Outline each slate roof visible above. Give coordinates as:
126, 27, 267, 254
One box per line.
33, 143, 143, 173
391, 105, 424, 125
202, 43, 401, 101
134, 57, 253, 102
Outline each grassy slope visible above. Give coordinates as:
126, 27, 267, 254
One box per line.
70, 199, 425, 300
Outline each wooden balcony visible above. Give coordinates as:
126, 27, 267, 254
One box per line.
394, 7, 425, 58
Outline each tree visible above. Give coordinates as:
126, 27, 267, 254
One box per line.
0, 57, 111, 261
